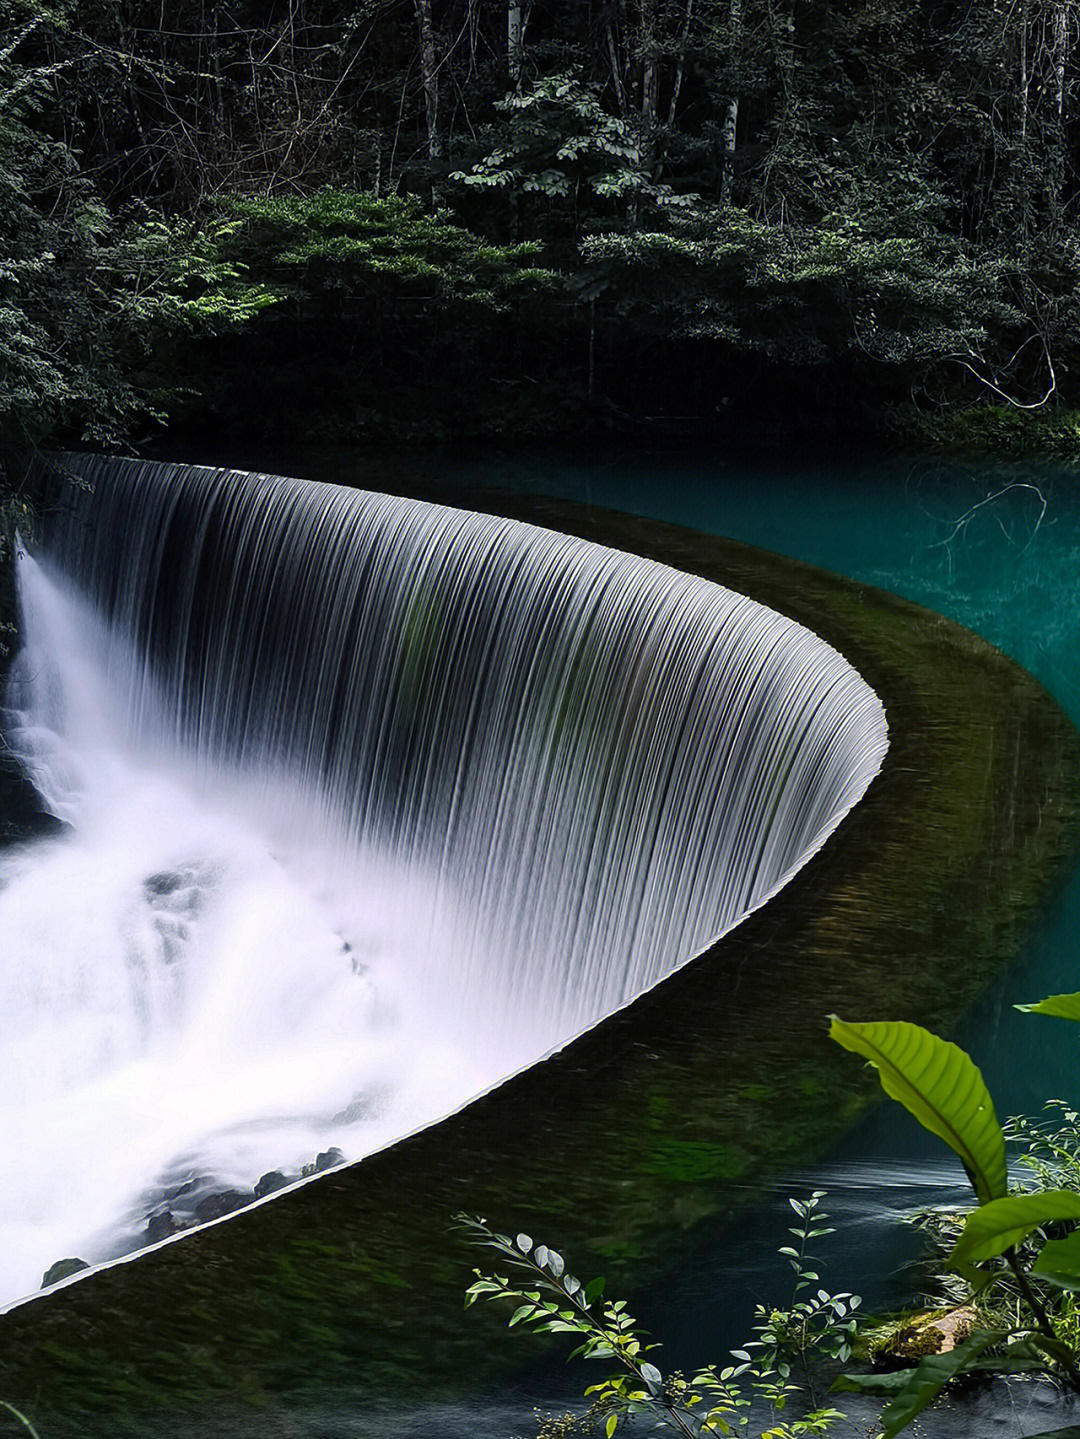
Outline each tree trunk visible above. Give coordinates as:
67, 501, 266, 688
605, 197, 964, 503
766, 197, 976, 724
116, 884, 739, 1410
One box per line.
414, 0, 441, 161
640, 0, 659, 177
607, 20, 628, 117
719, 0, 742, 206
508, 0, 524, 89
667, 0, 695, 126
1052, 0, 1069, 122
1018, 0, 1029, 143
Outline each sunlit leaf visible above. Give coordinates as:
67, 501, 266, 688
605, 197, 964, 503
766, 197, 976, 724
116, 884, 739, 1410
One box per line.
640, 1361, 662, 1393
1033, 1230, 1080, 1290
829, 1017, 1007, 1203
1017, 993, 1080, 1022
950, 1192, 1080, 1267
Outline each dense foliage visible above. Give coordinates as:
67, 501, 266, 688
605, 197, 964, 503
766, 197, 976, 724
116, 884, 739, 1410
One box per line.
5, 0, 1080, 473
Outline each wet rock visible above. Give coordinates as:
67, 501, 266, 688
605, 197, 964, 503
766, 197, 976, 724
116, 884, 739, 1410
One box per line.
42, 1258, 89, 1288
144, 871, 184, 897
302, 1147, 345, 1177
193, 1190, 250, 1224
254, 1171, 289, 1198
0, 754, 69, 845
143, 864, 207, 916
146, 1208, 182, 1243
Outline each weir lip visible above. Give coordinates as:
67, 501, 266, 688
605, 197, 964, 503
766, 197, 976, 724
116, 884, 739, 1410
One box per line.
2, 465, 1079, 1437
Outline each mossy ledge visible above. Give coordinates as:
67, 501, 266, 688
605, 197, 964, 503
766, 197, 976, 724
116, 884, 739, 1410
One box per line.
2, 476, 1079, 1437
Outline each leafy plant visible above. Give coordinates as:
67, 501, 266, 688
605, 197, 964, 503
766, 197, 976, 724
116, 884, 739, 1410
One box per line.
830, 1001, 1080, 1437
458, 1195, 857, 1438
215, 190, 555, 309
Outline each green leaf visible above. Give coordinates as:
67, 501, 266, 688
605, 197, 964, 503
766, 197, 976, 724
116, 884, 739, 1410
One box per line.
1027, 1332, 1080, 1369
640, 1361, 662, 1392
605, 1413, 618, 1438
829, 1017, 1007, 1202
877, 1332, 1003, 1439
950, 1192, 1080, 1267
1017, 993, 1080, 1022
584, 1276, 605, 1305
1033, 1230, 1080, 1290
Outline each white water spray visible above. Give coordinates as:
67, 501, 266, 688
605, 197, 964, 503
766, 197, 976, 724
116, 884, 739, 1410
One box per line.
0, 458, 887, 1307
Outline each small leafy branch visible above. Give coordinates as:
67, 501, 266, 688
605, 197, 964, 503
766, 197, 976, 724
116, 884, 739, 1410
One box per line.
457, 1199, 856, 1439
830, 997, 1080, 1439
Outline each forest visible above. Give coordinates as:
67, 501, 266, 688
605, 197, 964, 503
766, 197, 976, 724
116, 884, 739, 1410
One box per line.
4, 0, 1080, 498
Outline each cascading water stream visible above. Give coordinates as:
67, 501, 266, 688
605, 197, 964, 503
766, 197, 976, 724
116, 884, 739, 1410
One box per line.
0, 456, 887, 1307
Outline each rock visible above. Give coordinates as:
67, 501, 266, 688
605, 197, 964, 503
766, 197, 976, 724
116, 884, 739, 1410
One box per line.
254, 1171, 289, 1198
146, 1209, 181, 1243
193, 1189, 250, 1223
42, 1258, 89, 1288
301, 1147, 346, 1177
878, 1306, 976, 1362
0, 756, 69, 844
144, 871, 184, 897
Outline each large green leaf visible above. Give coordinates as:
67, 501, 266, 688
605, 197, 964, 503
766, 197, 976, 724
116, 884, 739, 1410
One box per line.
950, 1191, 1080, 1267
875, 1332, 1003, 1439
1016, 992, 1080, 1022
829, 1018, 1007, 1203
1032, 1230, 1080, 1290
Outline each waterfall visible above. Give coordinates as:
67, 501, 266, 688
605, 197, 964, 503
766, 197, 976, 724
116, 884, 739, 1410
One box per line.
0, 455, 888, 1305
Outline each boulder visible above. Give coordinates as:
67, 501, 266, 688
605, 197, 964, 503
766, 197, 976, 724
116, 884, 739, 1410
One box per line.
41, 1258, 89, 1289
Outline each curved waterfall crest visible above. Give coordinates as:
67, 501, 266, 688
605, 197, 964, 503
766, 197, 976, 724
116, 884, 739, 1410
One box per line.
0, 454, 887, 1304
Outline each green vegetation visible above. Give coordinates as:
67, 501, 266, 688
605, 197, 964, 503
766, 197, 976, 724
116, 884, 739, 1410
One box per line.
899, 405, 1080, 458
6, 0, 1080, 487
463, 997, 1080, 1438
0, 1404, 38, 1439
459, 1198, 857, 1438
826, 1001, 1080, 1435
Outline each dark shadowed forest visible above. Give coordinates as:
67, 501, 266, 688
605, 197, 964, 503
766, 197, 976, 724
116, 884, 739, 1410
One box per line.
5, 0, 1080, 494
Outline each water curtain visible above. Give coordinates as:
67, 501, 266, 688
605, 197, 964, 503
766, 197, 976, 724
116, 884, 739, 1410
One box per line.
0, 456, 887, 1303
